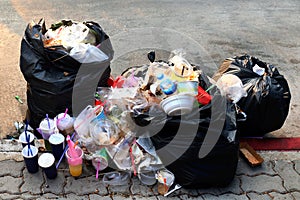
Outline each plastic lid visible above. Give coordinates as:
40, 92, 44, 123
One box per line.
38, 153, 55, 168
157, 73, 164, 80
49, 133, 65, 145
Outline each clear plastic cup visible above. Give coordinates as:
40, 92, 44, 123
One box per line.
56, 113, 74, 135
65, 147, 83, 177
39, 118, 56, 140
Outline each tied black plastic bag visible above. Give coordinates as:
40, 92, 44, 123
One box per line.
122, 64, 239, 188
20, 19, 114, 134
213, 54, 291, 136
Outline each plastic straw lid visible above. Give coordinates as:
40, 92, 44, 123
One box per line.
38, 153, 55, 168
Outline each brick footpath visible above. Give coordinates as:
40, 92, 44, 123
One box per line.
0, 140, 299, 200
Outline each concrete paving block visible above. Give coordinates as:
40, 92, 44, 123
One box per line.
247, 192, 272, 200
293, 160, 300, 175
240, 175, 286, 193
37, 193, 62, 199
0, 152, 23, 162
43, 171, 66, 195
268, 192, 294, 200
156, 195, 181, 200
198, 177, 242, 195
0, 176, 22, 194
134, 196, 157, 200
175, 187, 199, 197
177, 194, 203, 200
130, 177, 155, 196
19, 193, 41, 200
236, 159, 276, 176
111, 194, 133, 200
0, 193, 21, 200
0, 160, 24, 177
0, 139, 22, 151
108, 184, 131, 196
89, 194, 112, 200
65, 193, 89, 199
274, 160, 300, 191
291, 192, 300, 199
201, 193, 248, 200
21, 169, 44, 194
64, 176, 107, 195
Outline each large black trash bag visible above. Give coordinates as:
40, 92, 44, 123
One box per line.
213, 54, 291, 136
122, 63, 239, 188
20, 19, 113, 135
150, 91, 238, 188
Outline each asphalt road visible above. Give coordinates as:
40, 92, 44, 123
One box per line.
0, 0, 299, 138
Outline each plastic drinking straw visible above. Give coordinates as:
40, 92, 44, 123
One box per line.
73, 141, 79, 148
46, 114, 51, 129
63, 108, 68, 118
56, 131, 76, 169
25, 121, 33, 156
164, 178, 167, 192
57, 108, 68, 126
96, 161, 100, 179
129, 146, 137, 176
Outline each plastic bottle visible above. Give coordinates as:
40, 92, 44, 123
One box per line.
157, 74, 177, 95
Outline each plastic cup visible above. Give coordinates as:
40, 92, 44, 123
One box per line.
38, 153, 57, 179
19, 131, 35, 148
65, 147, 83, 177
39, 118, 56, 140
56, 113, 74, 135
49, 133, 65, 160
157, 169, 175, 195
22, 145, 39, 173
138, 171, 157, 186
92, 148, 108, 172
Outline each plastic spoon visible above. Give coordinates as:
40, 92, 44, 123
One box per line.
164, 184, 182, 197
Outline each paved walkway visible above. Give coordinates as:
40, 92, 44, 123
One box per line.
0, 139, 299, 200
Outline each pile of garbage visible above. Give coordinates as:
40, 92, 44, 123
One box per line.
19, 19, 291, 196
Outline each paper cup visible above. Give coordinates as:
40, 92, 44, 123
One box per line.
22, 145, 39, 173
19, 131, 35, 148
49, 133, 65, 160
38, 153, 57, 179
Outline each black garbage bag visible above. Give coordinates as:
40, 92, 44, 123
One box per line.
213, 54, 291, 136
122, 63, 239, 188
20, 19, 113, 135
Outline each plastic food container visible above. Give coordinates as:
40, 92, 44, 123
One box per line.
138, 171, 157, 186
160, 94, 195, 116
